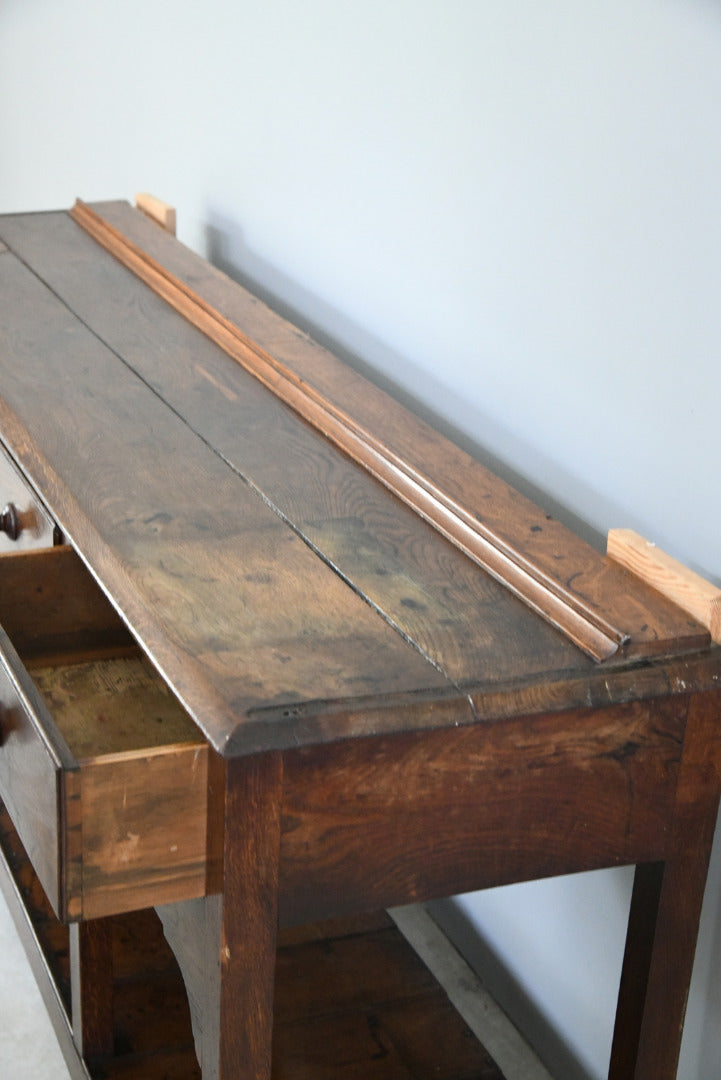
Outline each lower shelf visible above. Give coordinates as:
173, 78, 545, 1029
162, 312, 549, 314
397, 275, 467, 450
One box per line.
0, 802, 533, 1080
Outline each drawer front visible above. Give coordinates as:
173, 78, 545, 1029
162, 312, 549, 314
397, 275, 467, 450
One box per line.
0, 627, 70, 917
0, 444, 58, 551
0, 617, 209, 922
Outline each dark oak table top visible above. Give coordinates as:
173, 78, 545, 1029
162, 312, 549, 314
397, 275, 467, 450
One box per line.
1, 200, 720, 1080
0, 201, 715, 759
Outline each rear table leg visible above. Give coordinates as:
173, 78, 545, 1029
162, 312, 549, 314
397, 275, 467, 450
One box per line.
610, 692, 721, 1080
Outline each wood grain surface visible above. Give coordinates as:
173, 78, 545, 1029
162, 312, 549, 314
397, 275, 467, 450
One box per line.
278, 696, 687, 924
66, 201, 714, 662
0, 205, 714, 759
0, 236, 454, 753
608, 528, 721, 643
0, 202, 720, 1080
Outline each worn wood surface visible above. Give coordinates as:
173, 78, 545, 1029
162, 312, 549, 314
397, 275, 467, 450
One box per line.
0, 801, 71, 1007
69, 198, 627, 663
1, 203, 720, 1080
66, 201, 713, 660
0, 805, 87, 1080
0, 206, 713, 759
0, 599, 209, 920
0, 236, 458, 754
161, 754, 284, 1080
0, 546, 136, 664
79, 741, 208, 920
1, 802, 509, 1080
30, 655, 201, 760
278, 697, 686, 924
0, 620, 71, 916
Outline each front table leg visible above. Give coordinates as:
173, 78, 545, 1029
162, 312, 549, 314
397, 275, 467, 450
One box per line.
159, 751, 283, 1080
70, 917, 115, 1063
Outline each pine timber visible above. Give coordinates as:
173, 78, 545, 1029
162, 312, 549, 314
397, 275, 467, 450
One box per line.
608, 528, 721, 644
135, 193, 177, 236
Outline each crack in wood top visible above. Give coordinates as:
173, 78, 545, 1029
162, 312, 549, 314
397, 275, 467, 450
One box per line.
70, 199, 628, 663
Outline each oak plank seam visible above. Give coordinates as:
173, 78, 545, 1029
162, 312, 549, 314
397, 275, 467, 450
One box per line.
69, 198, 628, 662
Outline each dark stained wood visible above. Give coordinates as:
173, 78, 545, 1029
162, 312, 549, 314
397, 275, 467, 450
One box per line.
0, 620, 71, 915
0, 801, 71, 1007
217, 753, 282, 1080
276, 909, 393, 948
67, 200, 712, 664
610, 691, 721, 1080
0, 202, 720, 1080
158, 754, 284, 1080
0, 607, 209, 920
1, 801, 507, 1080
71, 918, 115, 1062
0, 243, 455, 754
279, 697, 686, 925
68, 199, 627, 663
274, 926, 438, 1023
0, 207, 711, 753
272, 919, 504, 1080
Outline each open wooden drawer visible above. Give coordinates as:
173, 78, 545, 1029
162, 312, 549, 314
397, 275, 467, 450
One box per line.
0, 546, 209, 923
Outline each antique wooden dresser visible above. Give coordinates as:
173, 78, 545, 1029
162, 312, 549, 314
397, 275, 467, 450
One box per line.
0, 198, 719, 1080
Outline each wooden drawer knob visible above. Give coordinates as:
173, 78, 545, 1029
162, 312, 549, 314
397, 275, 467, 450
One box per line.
0, 503, 19, 541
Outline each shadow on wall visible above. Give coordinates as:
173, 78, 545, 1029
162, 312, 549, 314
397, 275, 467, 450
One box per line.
203, 208, 625, 555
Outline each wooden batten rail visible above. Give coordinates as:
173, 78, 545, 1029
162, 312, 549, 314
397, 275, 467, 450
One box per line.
608, 529, 721, 645
70, 198, 627, 662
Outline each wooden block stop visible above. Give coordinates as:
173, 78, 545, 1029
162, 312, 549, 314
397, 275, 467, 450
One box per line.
135, 193, 176, 236
607, 528, 721, 644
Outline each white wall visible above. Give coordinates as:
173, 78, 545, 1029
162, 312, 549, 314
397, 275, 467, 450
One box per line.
2, 2, 720, 1077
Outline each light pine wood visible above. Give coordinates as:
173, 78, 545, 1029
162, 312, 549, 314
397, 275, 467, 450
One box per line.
608, 529, 721, 643
135, 193, 176, 235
